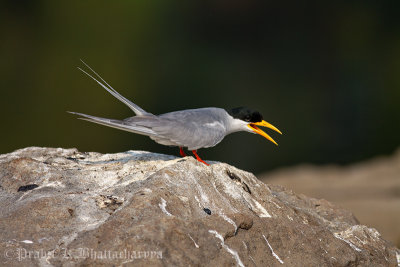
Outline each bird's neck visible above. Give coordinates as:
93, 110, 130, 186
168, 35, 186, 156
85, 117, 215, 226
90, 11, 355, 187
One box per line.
225, 117, 249, 134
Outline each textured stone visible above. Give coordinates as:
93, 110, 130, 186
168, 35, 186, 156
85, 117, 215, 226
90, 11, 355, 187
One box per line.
0, 147, 398, 266
260, 148, 400, 247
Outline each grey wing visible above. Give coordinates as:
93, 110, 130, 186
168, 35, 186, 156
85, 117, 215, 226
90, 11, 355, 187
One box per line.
147, 109, 228, 150
151, 121, 226, 150
70, 107, 228, 150
69, 111, 190, 147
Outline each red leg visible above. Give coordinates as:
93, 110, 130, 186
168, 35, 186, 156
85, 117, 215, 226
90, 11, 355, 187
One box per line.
179, 147, 187, 157
192, 150, 209, 166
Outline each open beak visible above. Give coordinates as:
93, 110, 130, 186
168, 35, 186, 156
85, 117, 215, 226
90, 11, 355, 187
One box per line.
247, 120, 282, 146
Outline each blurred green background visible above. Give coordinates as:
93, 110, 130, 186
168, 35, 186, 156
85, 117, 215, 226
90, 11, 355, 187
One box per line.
1, 1, 399, 173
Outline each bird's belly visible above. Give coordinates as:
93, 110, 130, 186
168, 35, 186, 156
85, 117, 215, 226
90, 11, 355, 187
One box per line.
187, 130, 226, 150
150, 136, 180, 147
150, 130, 225, 150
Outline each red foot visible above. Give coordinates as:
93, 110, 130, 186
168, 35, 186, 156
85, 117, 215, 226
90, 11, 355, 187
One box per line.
179, 147, 187, 157
192, 150, 209, 166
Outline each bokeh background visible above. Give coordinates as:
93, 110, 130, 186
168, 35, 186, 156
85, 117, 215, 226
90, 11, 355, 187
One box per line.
1, 1, 399, 173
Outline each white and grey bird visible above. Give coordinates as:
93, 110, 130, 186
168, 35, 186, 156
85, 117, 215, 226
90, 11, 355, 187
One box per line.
69, 62, 282, 165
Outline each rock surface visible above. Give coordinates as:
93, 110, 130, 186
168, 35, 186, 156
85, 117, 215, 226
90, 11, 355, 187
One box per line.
260, 148, 400, 248
0, 147, 399, 267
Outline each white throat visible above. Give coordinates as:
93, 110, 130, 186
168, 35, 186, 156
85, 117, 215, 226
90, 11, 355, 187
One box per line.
225, 115, 252, 134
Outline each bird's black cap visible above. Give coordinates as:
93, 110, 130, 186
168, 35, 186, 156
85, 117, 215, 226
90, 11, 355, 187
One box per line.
227, 107, 263, 123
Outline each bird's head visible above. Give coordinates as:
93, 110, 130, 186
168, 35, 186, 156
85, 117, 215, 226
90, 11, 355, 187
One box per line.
228, 107, 282, 145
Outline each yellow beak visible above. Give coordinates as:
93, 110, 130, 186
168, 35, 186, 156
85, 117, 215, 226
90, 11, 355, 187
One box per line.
247, 120, 282, 146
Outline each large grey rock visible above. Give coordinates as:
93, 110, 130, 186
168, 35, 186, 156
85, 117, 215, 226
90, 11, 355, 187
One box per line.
0, 147, 398, 267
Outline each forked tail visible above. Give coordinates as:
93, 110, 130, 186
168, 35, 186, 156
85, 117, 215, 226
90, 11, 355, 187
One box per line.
78, 60, 150, 116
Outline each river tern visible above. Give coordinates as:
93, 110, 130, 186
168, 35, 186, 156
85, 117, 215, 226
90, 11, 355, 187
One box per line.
69, 62, 282, 165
